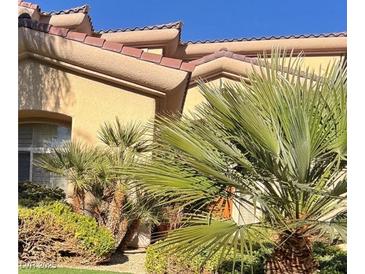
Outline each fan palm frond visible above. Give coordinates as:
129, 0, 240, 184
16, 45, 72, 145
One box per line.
125, 50, 347, 272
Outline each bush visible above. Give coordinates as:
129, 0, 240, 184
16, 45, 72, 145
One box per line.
19, 202, 115, 264
313, 242, 347, 274
145, 240, 270, 274
18, 181, 65, 207
145, 240, 346, 274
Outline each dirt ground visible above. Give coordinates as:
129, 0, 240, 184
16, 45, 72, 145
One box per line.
59, 249, 147, 274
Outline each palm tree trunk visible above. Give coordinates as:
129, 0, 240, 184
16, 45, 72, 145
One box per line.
118, 218, 141, 251
71, 192, 85, 213
265, 231, 318, 274
106, 187, 128, 248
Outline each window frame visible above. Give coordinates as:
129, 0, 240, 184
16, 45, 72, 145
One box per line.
18, 120, 71, 183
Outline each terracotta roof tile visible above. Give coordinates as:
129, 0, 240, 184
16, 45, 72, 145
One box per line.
102, 41, 124, 53
180, 62, 196, 72
48, 26, 69, 37
84, 36, 105, 47
66, 31, 87, 42
18, 18, 193, 72
97, 21, 182, 34
18, 1, 39, 10
41, 5, 89, 16
184, 32, 347, 44
38, 4, 94, 32
122, 46, 143, 58
160, 57, 183, 69
141, 52, 163, 63
18, 3, 95, 32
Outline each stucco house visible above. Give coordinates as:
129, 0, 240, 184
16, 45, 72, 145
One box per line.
18, 1, 346, 232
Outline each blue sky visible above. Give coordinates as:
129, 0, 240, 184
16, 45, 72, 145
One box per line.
35, 0, 346, 42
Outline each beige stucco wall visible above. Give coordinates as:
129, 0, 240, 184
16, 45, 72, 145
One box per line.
19, 58, 156, 144
183, 55, 343, 116
282, 55, 342, 75
183, 77, 236, 116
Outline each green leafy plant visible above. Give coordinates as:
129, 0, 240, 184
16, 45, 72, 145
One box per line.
146, 240, 346, 274
36, 119, 161, 251
127, 50, 347, 273
18, 181, 65, 207
313, 242, 347, 274
19, 202, 115, 264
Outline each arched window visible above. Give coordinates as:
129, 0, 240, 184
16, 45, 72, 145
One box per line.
18, 122, 71, 190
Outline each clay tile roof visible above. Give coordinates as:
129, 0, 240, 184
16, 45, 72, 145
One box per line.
18, 1, 39, 10
18, 2, 94, 32
39, 4, 94, 33
97, 21, 182, 34
184, 32, 347, 44
18, 18, 195, 73
40, 4, 89, 15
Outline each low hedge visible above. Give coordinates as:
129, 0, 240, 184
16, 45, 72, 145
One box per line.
145, 240, 270, 274
145, 240, 346, 274
18, 181, 65, 208
314, 242, 347, 274
19, 202, 115, 264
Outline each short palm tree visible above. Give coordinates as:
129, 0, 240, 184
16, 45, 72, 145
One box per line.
37, 118, 154, 249
126, 52, 347, 273
35, 141, 100, 212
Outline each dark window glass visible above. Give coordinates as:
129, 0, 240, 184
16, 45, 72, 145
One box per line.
18, 151, 30, 182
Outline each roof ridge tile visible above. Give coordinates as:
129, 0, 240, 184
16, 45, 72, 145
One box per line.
184, 32, 347, 44
97, 21, 182, 34
41, 4, 89, 16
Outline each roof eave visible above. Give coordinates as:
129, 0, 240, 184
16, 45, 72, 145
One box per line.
19, 27, 190, 94
177, 36, 347, 60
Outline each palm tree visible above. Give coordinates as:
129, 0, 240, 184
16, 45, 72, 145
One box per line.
36, 141, 101, 212
126, 52, 347, 273
96, 118, 152, 248
37, 118, 154, 250
118, 193, 163, 251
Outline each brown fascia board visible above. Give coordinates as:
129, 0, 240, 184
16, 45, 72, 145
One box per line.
18, 22, 193, 113
175, 36, 347, 60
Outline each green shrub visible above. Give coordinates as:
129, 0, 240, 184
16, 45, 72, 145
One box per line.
18, 181, 65, 207
19, 202, 115, 263
313, 242, 347, 274
145, 240, 346, 274
145, 240, 270, 274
